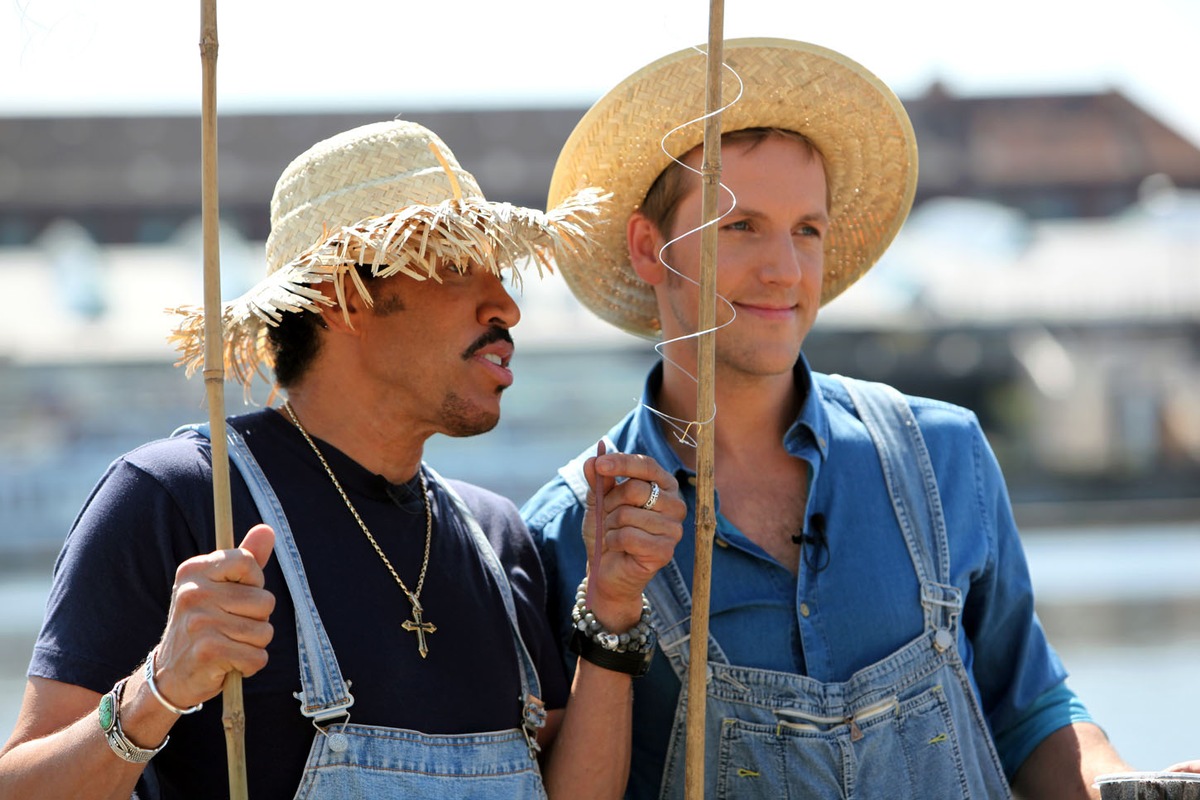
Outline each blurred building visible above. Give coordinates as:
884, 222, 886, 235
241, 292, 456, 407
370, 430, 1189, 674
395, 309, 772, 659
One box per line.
906, 84, 1200, 217
2, 86, 1199, 248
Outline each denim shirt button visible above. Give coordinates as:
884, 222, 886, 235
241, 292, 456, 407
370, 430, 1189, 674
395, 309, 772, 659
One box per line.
799, 602, 811, 618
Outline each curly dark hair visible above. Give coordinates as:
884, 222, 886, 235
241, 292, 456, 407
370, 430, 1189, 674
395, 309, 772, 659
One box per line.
266, 306, 323, 388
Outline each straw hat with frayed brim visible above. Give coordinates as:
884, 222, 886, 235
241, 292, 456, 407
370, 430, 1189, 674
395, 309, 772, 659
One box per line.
170, 120, 607, 387
548, 38, 919, 340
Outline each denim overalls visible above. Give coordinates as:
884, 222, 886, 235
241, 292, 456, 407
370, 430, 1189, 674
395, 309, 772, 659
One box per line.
190, 423, 548, 799
574, 378, 1012, 799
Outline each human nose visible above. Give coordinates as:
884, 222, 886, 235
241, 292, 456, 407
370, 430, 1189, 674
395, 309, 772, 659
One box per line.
758, 232, 805, 286
479, 272, 521, 328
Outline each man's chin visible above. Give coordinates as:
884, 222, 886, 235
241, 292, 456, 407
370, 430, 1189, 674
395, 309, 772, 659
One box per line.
444, 417, 499, 438
437, 391, 506, 438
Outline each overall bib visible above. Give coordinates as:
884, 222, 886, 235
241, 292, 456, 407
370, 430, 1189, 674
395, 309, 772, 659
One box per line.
647, 379, 1011, 798
191, 423, 548, 799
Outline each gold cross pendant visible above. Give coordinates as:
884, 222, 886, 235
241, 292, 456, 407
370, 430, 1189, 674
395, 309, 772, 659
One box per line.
401, 598, 436, 659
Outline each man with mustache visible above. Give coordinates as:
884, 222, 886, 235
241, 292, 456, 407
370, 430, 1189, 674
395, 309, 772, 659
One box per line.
0, 121, 684, 799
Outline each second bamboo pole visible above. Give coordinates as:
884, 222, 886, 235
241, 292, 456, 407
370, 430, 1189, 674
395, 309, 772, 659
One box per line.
684, 2, 724, 797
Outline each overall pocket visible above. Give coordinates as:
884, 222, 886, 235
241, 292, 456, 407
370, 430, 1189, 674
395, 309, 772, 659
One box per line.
890, 683, 972, 800
714, 715, 841, 799
711, 689, 977, 800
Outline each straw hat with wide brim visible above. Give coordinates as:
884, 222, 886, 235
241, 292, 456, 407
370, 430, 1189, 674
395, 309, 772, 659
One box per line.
170, 120, 606, 387
548, 37, 919, 340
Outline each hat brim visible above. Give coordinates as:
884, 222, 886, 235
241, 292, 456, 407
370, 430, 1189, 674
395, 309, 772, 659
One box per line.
548, 38, 919, 339
168, 188, 606, 388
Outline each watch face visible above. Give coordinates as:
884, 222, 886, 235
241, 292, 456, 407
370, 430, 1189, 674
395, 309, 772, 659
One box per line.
98, 692, 116, 732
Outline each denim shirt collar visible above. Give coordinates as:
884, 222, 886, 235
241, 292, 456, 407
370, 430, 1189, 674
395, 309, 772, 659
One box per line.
785, 353, 831, 464
628, 353, 831, 481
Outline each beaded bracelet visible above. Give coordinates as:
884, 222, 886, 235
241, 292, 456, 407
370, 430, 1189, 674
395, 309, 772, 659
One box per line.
143, 647, 204, 716
570, 577, 654, 654
569, 578, 655, 676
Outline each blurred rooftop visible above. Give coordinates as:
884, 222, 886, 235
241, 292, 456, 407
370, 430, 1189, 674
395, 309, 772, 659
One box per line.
2, 85, 1199, 249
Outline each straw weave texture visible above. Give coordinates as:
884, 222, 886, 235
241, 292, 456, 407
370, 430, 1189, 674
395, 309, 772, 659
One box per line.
548, 38, 919, 339
266, 122, 483, 275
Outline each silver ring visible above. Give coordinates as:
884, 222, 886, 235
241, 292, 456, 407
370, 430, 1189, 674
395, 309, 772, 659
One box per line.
641, 481, 661, 511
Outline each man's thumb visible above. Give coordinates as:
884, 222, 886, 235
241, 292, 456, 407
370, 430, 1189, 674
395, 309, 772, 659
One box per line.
238, 524, 275, 569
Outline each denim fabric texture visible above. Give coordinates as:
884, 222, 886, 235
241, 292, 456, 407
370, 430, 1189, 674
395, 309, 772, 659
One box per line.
650, 377, 1009, 798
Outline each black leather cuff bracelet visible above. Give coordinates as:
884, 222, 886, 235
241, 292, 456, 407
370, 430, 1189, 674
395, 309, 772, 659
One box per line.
570, 628, 654, 677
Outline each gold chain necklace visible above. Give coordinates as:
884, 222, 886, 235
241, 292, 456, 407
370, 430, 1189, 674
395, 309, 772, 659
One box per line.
283, 401, 437, 658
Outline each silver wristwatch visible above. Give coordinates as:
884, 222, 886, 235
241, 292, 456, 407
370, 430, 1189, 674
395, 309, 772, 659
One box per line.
98, 677, 167, 764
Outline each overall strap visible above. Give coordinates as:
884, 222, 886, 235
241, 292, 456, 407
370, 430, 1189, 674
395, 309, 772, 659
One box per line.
423, 465, 546, 757
176, 423, 355, 722
557, 441, 729, 685
834, 378, 962, 649
643, 559, 730, 682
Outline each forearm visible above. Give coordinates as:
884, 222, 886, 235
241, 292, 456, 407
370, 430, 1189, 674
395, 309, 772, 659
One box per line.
1011, 722, 1132, 800
0, 675, 177, 800
0, 717, 146, 800
2, 526, 275, 800
542, 660, 633, 800
537, 449, 683, 798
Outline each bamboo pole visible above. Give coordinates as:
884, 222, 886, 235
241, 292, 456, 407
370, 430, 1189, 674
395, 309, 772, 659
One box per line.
199, 2, 249, 797
684, 2, 724, 798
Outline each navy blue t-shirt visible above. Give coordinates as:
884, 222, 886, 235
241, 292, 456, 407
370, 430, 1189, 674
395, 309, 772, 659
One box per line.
29, 409, 568, 799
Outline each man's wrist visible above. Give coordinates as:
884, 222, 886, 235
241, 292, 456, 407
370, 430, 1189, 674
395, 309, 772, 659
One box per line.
144, 647, 203, 716
569, 577, 656, 677
98, 677, 170, 764
582, 592, 646, 632
570, 629, 654, 677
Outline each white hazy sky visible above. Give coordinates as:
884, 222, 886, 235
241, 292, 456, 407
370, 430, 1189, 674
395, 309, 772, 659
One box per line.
3, 0, 1199, 146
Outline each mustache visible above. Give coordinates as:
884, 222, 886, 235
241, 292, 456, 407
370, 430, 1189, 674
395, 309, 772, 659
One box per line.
461, 326, 514, 360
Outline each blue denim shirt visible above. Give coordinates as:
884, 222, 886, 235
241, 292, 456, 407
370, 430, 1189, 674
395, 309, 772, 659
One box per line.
522, 358, 1092, 798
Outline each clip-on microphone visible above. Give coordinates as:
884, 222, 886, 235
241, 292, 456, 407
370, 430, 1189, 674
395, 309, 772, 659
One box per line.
792, 512, 826, 546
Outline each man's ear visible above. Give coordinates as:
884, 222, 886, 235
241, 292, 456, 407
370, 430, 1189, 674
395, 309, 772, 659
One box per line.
628, 212, 667, 285
318, 276, 370, 334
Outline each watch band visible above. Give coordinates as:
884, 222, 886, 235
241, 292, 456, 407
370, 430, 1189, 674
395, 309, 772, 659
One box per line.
98, 677, 168, 764
570, 628, 655, 677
